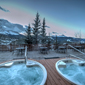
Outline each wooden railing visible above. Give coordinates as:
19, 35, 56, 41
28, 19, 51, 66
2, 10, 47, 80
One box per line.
0, 44, 25, 52
0, 43, 85, 52
0, 44, 39, 52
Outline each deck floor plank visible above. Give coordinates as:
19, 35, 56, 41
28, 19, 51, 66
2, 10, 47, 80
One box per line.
45, 59, 63, 85
49, 59, 71, 85
38, 59, 72, 85
39, 60, 56, 85
46, 59, 65, 85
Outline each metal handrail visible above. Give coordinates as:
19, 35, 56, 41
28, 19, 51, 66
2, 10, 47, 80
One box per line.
69, 54, 84, 60
25, 46, 27, 64
68, 45, 85, 60
68, 45, 85, 55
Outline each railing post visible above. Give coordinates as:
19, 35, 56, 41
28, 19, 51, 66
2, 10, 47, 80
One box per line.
25, 46, 27, 64
10, 44, 12, 52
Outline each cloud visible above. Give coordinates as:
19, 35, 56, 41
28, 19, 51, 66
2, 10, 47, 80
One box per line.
0, 6, 9, 12
45, 25, 50, 28
64, 31, 66, 33
52, 32, 58, 34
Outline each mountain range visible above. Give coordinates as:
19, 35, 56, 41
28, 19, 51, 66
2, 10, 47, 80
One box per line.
0, 19, 85, 43
0, 19, 68, 37
0, 19, 27, 35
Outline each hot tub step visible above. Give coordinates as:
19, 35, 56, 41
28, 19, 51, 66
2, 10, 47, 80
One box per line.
26, 60, 38, 67
58, 61, 66, 68
72, 60, 85, 66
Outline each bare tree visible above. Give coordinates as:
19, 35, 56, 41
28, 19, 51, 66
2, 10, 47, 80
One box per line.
74, 30, 81, 43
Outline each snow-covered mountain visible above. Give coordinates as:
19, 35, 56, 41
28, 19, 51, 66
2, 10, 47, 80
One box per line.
52, 34, 67, 37
0, 19, 27, 35
57, 34, 67, 37
51, 32, 67, 37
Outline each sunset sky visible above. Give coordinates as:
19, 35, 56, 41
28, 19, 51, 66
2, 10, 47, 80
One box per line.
0, 0, 85, 38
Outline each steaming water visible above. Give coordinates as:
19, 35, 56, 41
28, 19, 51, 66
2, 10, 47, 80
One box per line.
59, 63, 85, 85
0, 63, 43, 85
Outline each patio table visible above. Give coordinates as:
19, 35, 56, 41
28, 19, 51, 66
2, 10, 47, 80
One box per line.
40, 47, 48, 54
74, 46, 81, 50
57, 46, 67, 53
74, 46, 84, 52
15, 47, 25, 55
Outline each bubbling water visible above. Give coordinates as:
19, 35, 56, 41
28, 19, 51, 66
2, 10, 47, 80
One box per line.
0, 64, 43, 85
59, 63, 85, 85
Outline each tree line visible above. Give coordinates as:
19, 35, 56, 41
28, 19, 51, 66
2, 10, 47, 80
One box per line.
25, 12, 50, 46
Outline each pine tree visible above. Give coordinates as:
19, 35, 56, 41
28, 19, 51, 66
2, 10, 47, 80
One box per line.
55, 35, 57, 45
32, 12, 41, 45
41, 18, 46, 45
25, 24, 32, 45
54, 35, 58, 50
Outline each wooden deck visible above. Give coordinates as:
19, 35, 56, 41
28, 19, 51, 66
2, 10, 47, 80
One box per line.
37, 58, 72, 85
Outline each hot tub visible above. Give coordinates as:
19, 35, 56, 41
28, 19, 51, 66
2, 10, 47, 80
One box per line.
55, 58, 85, 85
0, 59, 47, 85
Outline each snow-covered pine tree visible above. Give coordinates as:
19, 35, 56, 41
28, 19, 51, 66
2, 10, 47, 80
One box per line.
25, 24, 32, 45
32, 12, 41, 45
41, 18, 46, 45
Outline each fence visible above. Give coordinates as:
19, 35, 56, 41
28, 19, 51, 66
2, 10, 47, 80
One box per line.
0, 44, 39, 52
0, 43, 85, 52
